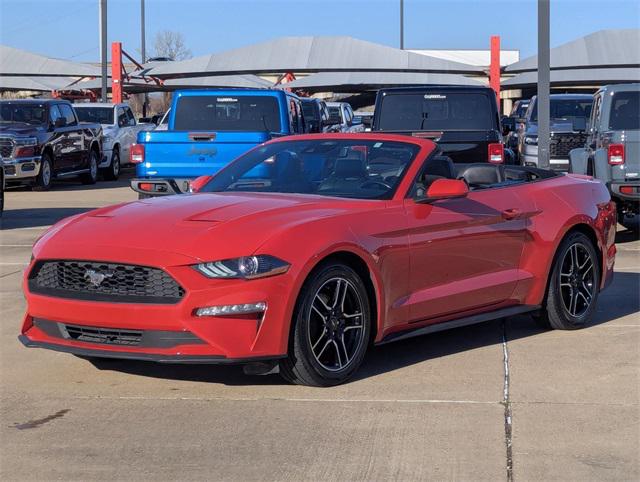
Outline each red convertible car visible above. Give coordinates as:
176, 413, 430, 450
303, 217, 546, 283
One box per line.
20, 134, 617, 386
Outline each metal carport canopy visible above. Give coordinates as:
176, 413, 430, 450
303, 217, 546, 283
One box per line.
502, 68, 640, 88
285, 71, 485, 93
0, 75, 76, 92
504, 29, 640, 73
64, 74, 273, 93
146, 36, 482, 79
0, 45, 101, 77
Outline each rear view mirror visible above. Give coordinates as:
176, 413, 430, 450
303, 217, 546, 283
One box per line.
572, 117, 587, 132
421, 178, 469, 202
189, 175, 213, 193
54, 117, 66, 128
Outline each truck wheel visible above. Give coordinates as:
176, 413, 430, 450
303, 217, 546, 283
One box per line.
536, 232, 600, 330
33, 153, 53, 191
102, 150, 120, 181
81, 149, 99, 185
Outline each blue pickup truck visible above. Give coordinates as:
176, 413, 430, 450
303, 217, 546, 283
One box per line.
130, 89, 306, 197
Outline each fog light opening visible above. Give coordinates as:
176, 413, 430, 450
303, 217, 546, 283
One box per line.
195, 302, 267, 317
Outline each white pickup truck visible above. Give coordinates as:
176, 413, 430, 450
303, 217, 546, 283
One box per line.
74, 103, 154, 180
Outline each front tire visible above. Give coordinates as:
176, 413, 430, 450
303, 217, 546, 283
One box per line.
537, 232, 600, 330
81, 149, 99, 185
280, 263, 371, 386
102, 149, 120, 181
33, 153, 53, 191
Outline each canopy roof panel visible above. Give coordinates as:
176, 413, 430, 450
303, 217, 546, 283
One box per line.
147, 36, 482, 78
0, 45, 101, 77
505, 29, 640, 73
286, 71, 484, 92
0, 75, 75, 92
502, 68, 640, 88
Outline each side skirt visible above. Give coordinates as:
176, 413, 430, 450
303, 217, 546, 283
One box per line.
377, 304, 540, 345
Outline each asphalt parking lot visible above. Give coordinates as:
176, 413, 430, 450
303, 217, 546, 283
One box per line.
1, 174, 638, 481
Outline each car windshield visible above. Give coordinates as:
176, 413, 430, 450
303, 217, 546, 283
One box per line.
75, 107, 114, 124
377, 92, 494, 130
0, 104, 46, 125
173, 95, 281, 131
609, 91, 640, 130
530, 98, 593, 122
301, 102, 319, 121
200, 139, 421, 200
327, 106, 342, 123
512, 101, 529, 118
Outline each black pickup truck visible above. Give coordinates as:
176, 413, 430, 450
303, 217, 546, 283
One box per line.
0, 99, 102, 190
372, 86, 514, 164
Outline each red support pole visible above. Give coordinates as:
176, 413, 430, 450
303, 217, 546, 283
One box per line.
111, 41, 123, 104
490, 35, 501, 111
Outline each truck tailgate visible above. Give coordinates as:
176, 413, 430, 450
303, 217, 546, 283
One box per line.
137, 131, 272, 178
400, 130, 498, 163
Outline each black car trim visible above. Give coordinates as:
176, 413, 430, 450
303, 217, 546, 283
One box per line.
18, 335, 286, 365
377, 304, 540, 345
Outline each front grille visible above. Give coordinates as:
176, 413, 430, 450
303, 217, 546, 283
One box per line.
550, 132, 587, 158
29, 260, 185, 304
0, 137, 14, 158
64, 324, 142, 346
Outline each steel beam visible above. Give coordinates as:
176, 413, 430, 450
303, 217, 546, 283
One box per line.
537, 0, 551, 169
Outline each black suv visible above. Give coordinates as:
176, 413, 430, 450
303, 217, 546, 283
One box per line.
0, 99, 102, 190
372, 86, 513, 164
301, 98, 330, 133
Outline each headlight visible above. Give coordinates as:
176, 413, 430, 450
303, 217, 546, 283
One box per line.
524, 136, 538, 145
15, 137, 38, 147
193, 255, 289, 279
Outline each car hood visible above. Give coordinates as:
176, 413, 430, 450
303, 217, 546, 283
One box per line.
34, 193, 370, 265
0, 123, 44, 136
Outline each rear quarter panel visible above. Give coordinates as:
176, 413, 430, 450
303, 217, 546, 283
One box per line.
513, 174, 616, 305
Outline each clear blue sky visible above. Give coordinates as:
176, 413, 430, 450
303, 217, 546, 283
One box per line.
1, 0, 639, 62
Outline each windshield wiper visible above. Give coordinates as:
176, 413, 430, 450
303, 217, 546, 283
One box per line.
420, 112, 429, 130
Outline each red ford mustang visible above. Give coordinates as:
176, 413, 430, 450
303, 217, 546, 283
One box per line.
20, 134, 617, 386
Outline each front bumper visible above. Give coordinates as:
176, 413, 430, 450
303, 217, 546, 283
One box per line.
21, 256, 296, 362
99, 147, 113, 168
2, 156, 41, 180
522, 152, 570, 172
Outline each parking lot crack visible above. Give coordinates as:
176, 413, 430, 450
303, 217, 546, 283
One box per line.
501, 320, 514, 482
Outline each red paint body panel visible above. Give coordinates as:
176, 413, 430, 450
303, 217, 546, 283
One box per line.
21, 133, 616, 362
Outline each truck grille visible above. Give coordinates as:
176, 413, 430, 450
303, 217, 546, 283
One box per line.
0, 137, 14, 158
28, 260, 185, 304
550, 133, 587, 158
64, 324, 143, 346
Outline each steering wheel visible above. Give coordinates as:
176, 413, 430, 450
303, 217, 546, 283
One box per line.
360, 180, 392, 190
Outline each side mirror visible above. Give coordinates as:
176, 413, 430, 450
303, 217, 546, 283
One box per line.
352, 116, 363, 125
421, 179, 469, 202
189, 175, 213, 193
54, 117, 66, 128
502, 116, 515, 134
572, 117, 587, 132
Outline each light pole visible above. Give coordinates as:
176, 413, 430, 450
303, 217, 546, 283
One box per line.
400, 0, 404, 50
537, 0, 550, 169
99, 0, 108, 102
141, 0, 147, 116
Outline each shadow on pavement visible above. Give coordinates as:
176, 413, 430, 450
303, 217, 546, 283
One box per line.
86, 272, 639, 386
0, 207, 97, 230
616, 227, 640, 244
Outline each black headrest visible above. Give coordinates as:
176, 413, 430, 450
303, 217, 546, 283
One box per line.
424, 156, 456, 179
457, 164, 501, 185
334, 152, 366, 178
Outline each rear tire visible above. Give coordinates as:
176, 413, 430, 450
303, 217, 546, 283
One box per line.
279, 262, 371, 386
81, 149, 99, 185
33, 153, 52, 191
102, 149, 120, 181
537, 232, 600, 330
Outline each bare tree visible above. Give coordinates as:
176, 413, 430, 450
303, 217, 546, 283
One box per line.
153, 30, 192, 61
153, 30, 191, 111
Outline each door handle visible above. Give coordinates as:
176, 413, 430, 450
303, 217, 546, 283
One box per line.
501, 208, 521, 220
